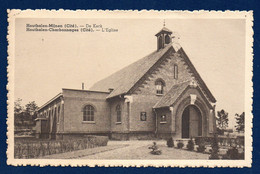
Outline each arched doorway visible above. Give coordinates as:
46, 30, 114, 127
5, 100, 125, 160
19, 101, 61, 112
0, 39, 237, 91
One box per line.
182, 105, 202, 138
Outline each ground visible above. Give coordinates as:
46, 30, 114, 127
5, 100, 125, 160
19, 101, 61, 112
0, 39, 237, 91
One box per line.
43, 140, 209, 159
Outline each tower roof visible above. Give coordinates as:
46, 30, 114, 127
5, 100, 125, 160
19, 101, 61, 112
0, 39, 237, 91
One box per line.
155, 27, 173, 36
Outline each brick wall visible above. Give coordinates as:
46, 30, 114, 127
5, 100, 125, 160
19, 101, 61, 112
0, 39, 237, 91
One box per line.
155, 108, 172, 133
128, 50, 193, 133
130, 94, 157, 132
155, 87, 212, 138
109, 97, 128, 132
134, 52, 193, 96
62, 89, 110, 134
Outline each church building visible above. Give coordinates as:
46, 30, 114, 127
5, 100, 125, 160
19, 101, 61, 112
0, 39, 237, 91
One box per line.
35, 26, 217, 140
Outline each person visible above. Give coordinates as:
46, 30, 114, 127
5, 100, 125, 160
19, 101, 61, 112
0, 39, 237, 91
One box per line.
148, 142, 162, 155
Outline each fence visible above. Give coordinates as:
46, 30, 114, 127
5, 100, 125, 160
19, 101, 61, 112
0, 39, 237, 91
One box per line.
194, 136, 244, 148
14, 136, 108, 159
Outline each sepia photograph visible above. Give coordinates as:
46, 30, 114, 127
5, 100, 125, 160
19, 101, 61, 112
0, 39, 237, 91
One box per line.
7, 10, 253, 167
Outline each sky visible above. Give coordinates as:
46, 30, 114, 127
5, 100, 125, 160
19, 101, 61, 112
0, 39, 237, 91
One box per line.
14, 18, 246, 128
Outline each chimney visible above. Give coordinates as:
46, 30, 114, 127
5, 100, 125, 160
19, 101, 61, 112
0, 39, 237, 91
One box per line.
108, 88, 114, 93
82, 83, 85, 90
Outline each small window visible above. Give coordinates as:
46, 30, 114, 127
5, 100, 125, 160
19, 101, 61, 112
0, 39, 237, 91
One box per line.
83, 105, 95, 122
140, 112, 147, 121
160, 115, 166, 123
174, 64, 178, 79
116, 105, 121, 123
155, 80, 164, 94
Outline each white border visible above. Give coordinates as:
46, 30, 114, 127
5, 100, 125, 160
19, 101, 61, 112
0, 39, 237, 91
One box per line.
7, 10, 253, 167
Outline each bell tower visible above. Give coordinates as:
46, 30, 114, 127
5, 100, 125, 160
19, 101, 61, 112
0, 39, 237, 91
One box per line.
155, 21, 173, 51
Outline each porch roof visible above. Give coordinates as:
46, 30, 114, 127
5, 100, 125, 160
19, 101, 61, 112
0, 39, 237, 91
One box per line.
153, 80, 191, 109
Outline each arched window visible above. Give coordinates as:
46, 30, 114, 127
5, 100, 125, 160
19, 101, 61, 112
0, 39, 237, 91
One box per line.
155, 79, 165, 94
116, 105, 121, 123
83, 105, 95, 122
174, 64, 178, 79
165, 35, 171, 44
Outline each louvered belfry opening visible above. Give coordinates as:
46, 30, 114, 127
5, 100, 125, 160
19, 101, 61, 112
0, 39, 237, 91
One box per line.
155, 26, 173, 51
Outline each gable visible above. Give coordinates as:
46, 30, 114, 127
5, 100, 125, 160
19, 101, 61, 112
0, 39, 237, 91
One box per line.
129, 49, 193, 96
178, 48, 216, 103
90, 44, 173, 98
90, 42, 216, 103
129, 46, 216, 103
153, 81, 190, 108
153, 81, 213, 109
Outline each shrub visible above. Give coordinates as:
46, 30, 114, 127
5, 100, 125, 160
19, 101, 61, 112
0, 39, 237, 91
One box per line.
194, 137, 200, 145
209, 134, 219, 159
222, 147, 240, 159
187, 138, 194, 151
197, 145, 206, 153
167, 137, 174, 148
14, 135, 109, 159
177, 142, 184, 149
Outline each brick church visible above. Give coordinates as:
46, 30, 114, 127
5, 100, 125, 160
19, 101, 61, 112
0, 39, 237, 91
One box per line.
35, 26, 217, 140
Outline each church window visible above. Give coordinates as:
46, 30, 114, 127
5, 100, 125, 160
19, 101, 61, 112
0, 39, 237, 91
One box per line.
83, 105, 95, 122
116, 104, 122, 123
174, 64, 178, 79
155, 79, 165, 95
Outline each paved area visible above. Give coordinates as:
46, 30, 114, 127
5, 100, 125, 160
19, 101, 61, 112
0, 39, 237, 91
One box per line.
42, 144, 128, 159
80, 140, 209, 159
42, 140, 209, 159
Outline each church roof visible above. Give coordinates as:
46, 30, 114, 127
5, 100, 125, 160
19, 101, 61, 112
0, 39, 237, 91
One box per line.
90, 43, 216, 102
153, 80, 214, 109
155, 27, 173, 36
153, 81, 190, 109
90, 43, 173, 98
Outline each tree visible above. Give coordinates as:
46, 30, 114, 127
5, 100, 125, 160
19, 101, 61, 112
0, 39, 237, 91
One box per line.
25, 101, 39, 124
14, 98, 24, 127
235, 112, 245, 133
25, 101, 38, 116
14, 99, 39, 128
14, 98, 23, 115
216, 109, 229, 132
